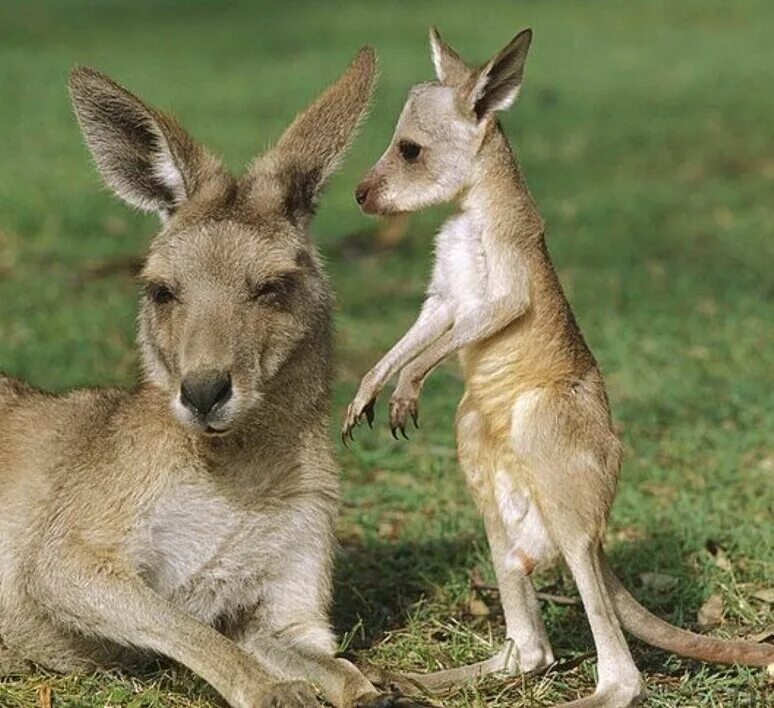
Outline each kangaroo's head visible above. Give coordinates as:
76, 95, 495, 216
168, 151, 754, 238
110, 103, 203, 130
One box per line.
355, 28, 531, 215
69, 49, 375, 436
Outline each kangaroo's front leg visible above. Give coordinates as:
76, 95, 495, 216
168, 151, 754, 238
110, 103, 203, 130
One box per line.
239, 633, 426, 708
234, 505, 428, 708
342, 294, 451, 440
389, 297, 529, 435
33, 548, 314, 708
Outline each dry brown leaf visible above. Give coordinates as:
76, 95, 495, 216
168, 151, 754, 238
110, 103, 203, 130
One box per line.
639, 481, 677, 500
377, 520, 400, 540
697, 593, 724, 629
613, 525, 646, 542
705, 539, 733, 571
468, 595, 490, 617
752, 588, 774, 604
639, 572, 679, 592
746, 624, 774, 643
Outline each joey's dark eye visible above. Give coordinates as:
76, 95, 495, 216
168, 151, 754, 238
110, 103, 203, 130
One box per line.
398, 140, 422, 161
147, 282, 176, 305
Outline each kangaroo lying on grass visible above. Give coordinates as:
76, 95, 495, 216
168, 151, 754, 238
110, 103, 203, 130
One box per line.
0, 49, 424, 708
343, 28, 774, 707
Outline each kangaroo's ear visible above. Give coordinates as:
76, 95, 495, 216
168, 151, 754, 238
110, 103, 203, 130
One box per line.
250, 47, 376, 224
69, 66, 217, 218
428, 27, 470, 87
466, 28, 532, 120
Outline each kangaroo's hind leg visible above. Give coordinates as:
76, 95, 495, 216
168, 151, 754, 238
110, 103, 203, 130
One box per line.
403, 402, 554, 690
513, 386, 645, 707
487, 467, 556, 674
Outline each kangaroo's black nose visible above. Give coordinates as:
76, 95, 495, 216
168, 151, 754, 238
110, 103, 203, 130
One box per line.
354, 184, 369, 206
180, 371, 232, 418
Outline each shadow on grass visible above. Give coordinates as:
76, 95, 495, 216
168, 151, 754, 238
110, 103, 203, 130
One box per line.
333, 528, 757, 670
333, 535, 479, 649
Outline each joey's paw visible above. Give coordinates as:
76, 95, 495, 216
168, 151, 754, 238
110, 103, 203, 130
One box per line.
388, 391, 419, 440
258, 680, 320, 707
342, 392, 377, 445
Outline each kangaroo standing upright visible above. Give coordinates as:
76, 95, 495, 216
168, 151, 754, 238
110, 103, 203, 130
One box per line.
0, 49, 422, 708
343, 29, 774, 707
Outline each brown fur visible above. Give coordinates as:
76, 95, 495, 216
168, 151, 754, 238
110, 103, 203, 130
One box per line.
0, 50, 425, 708
344, 28, 774, 707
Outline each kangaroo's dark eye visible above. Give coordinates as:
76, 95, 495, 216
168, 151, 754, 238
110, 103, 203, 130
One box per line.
398, 140, 422, 162
251, 281, 280, 300
250, 276, 293, 303
147, 282, 176, 305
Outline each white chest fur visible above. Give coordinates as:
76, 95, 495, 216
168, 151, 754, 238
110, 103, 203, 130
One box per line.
432, 213, 489, 315
138, 480, 276, 623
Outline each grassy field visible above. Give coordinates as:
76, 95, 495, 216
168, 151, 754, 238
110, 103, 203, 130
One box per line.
1, 0, 773, 705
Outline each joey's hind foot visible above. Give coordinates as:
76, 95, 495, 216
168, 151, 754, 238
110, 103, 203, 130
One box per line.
554, 681, 646, 707
258, 680, 320, 707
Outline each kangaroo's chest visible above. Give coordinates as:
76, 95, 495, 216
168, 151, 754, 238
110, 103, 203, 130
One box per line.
433, 214, 489, 312
138, 479, 283, 623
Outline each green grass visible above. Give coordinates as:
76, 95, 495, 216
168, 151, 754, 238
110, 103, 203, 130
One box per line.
1, 0, 772, 705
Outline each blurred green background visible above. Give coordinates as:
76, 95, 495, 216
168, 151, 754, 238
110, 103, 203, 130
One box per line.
0, 1, 772, 705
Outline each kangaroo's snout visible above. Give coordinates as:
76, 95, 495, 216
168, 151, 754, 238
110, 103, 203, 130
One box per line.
354, 174, 382, 214
179, 370, 232, 420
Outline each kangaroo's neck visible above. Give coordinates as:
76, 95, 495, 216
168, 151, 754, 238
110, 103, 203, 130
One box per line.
462, 120, 544, 240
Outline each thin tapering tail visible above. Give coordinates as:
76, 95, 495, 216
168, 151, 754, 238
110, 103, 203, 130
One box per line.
602, 556, 774, 666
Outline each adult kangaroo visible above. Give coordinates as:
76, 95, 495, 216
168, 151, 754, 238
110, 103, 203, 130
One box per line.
0, 49, 421, 708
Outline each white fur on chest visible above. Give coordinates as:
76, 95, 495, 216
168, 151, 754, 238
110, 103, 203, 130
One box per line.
432, 209, 527, 317
139, 480, 273, 621
432, 213, 488, 313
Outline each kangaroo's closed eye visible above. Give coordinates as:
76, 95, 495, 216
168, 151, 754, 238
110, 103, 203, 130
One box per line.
249, 275, 294, 302
398, 140, 422, 161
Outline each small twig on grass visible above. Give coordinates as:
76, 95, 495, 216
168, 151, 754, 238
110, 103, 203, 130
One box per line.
534, 592, 580, 606
470, 567, 579, 605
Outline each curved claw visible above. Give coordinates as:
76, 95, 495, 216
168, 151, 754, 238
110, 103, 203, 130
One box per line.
342, 397, 379, 447
388, 395, 419, 440
364, 398, 376, 427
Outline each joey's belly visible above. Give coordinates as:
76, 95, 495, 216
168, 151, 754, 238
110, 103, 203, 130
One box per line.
456, 396, 558, 575
460, 323, 587, 438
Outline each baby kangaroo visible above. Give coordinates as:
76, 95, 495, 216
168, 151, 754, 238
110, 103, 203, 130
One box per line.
0, 50, 422, 708
343, 29, 774, 707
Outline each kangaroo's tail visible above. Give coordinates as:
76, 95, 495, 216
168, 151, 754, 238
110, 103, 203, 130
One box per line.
601, 555, 774, 666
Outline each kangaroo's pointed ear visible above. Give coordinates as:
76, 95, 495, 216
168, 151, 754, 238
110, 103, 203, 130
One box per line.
428, 27, 470, 86
69, 66, 219, 218
251, 47, 376, 224
466, 28, 532, 120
